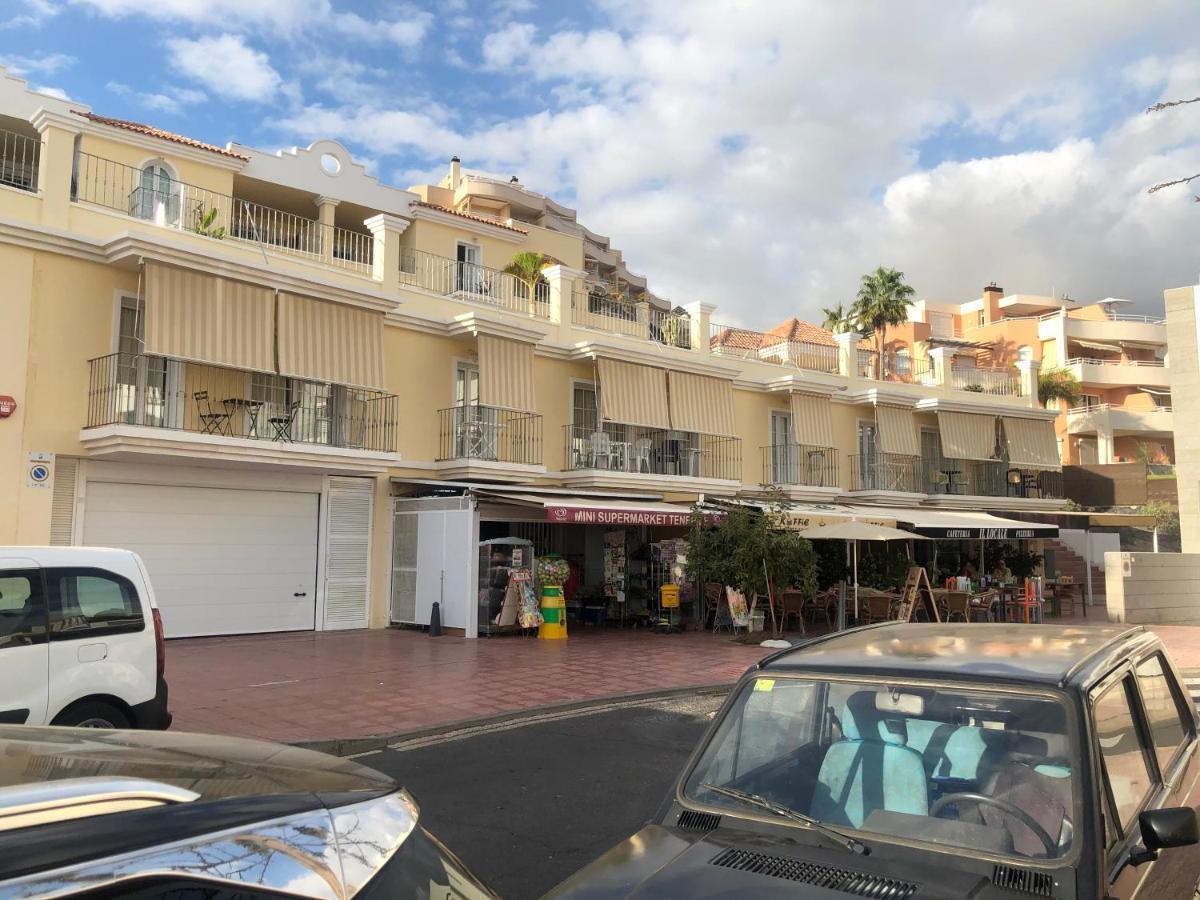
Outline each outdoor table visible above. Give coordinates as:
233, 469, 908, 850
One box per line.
222, 397, 264, 438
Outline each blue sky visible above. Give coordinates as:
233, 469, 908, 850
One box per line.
3, 0, 1199, 322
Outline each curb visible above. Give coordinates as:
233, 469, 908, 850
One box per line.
292, 682, 735, 757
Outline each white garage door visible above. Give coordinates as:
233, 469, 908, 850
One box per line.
83, 482, 320, 638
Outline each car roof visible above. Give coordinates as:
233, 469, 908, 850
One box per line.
759, 622, 1155, 687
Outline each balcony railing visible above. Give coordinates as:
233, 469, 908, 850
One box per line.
86, 352, 398, 452
1067, 403, 1173, 415
849, 453, 921, 493
1065, 357, 1166, 368
0, 128, 39, 193
950, 365, 1020, 396
563, 424, 740, 481
708, 323, 839, 373
72, 152, 373, 274
855, 348, 880, 378
648, 305, 692, 349
922, 458, 1063, 499
761, 444, 838, 487
880, 353, 935, 385
570, 290, 691, 346
435, 405, 542, 465
399, 248, 550, 317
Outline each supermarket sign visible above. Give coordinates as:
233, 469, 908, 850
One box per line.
545, 505, 719, 527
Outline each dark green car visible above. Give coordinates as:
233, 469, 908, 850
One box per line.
547, 623, 1200, 899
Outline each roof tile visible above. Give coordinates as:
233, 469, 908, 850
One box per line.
75, 112, 249, 160
414, 201, 528, 235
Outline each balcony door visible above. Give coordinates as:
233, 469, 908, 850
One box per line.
116, 297, 178, 428
455, 243, 484, 296
770, 410, 793, 483
454, 362, 497, 459
857, 420, 879, 489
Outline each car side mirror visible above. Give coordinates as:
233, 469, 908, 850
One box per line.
1131, 807, 1200, 864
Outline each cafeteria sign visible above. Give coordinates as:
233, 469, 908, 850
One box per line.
938, 527, 1039, 540
546, 505, 717, 527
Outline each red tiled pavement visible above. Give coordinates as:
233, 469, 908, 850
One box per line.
165, 618, 1200, 745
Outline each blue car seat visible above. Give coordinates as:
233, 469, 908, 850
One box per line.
811, 691, 930, 828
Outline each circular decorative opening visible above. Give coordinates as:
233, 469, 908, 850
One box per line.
320, 153, 342, 176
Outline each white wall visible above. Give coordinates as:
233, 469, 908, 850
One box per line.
1105, 551, 1200, 624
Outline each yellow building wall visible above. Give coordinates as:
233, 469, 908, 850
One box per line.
405, 217, 584, 270
831, 402, 864, 492
76, 133, 235, 198
732, 387, 789, 485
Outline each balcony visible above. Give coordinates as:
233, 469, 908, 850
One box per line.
949, 365, 1021, 397
922, 458, 1064, 500
563, 424, 740, 483
709, 323, 838, 373
72, 151, 373, 274
1047, 312, 1166, 346
0, 127, 39, 193
1064, 357, 1169, 388
848, 453, 922, 494
761, 444, 838, 488
1066, 403, 1173, 438
435, 405, 543, 466
83, 353, 399, 468
400, 248, 551, 318
572, 290, 692, 347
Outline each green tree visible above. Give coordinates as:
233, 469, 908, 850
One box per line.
850, 267, 915, 378
503, 251, 555, 312
1037, 368, 1082, 408
1139, 500, 1180, 551
821, 303, 849, 333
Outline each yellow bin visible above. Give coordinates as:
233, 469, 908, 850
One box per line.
538, 586, 568, 640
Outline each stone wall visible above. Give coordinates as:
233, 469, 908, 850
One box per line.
1105, 551, 1200, 624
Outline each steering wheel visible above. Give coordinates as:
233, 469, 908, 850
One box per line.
929, 792, 1057, 855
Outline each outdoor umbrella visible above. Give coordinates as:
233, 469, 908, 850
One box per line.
798, 521, 928, 624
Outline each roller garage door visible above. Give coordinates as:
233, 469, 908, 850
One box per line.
82, 482, 320, 638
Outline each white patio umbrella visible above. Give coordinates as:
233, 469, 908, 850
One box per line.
798, 521, 928, 623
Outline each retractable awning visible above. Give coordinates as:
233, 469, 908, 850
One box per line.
1138, 387, 1172, 397
724, 499, 897, 529
473, 490, 711, 527
1073, 340, 1121, 353
846, 505, 1058, 539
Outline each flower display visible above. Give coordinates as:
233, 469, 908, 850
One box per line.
536, 555, 571, 587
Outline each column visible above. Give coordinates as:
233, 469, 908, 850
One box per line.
364, 213, 411, 293
1097, 423, 1115, 464
542, 264, 584, 329
683, 301, 715, 355
928, 346, 953, 387
30, 109, 81, 231
1015, 358, 1040, 407
835, 332, 864, 379
635, 298, 651, 340
314, 196, 339, 265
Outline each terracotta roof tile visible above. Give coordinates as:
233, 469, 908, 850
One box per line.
712, 317, 876, 355
414, 201, 529, 235
75, 111, 249, 160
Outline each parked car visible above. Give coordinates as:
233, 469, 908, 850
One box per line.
0, 724, 496, 898
0, 547, 170, 729
547, 623, 1200, 899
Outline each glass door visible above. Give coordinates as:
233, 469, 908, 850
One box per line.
455, 242, 483, 295
857, 420, 879, 489
770, 410, 792, 483
116, 297, 170, 427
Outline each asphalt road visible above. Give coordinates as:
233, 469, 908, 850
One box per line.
361, 692, 726, 900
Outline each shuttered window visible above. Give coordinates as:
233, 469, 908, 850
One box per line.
277, 293, 386, 390
478, 335, 536, 412
789, 393, 834, 447
49, 457, 78, 546
1002, 417, 1060, 468
597, 358, 670, 429
668, 372, 736, 436
875, 405, 920, 456
937, 411, 997, 461
322, 477, 374, 630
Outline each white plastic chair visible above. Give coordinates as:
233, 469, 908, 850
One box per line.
631, 438, 652, 473
590, 431, 614, 469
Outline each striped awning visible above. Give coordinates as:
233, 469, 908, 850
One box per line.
937, 411, 997, 461
143, 262, 274, 373
668, 371, 736, 436
478, 335, 535, 412
597, 358, 670, 429
875, 405, 920, 457
277, 293, 386, 390
1002, 417, 1060, 469
790, 392, 834, 447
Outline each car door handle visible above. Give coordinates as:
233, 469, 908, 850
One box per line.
294, 592, 308, 597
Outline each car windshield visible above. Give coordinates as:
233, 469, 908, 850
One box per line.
684, 676, 1077, 860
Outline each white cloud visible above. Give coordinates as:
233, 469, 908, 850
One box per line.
165, 34, 280, 102
1, 52, 74, 76
107, 80, 207, 114
482, 22, 537, 69
331, 7, 433, 49
70, 0, 327, 31
30, 84, 69, 99
1, 0, 59, 29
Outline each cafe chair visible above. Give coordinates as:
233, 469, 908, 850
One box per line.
193, 391, 231, 436
939, 591, 971, 623
589, 431, 617, 469
1006, 468, 1024, 497
631, 438, 652, 473
268, 400, 300, 442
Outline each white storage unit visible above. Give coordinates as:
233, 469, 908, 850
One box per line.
391, 496, 478, 635
82, 481, 320, 638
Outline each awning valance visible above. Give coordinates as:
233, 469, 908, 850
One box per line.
1073, 339, 1121, 353
790, 392, 834, 447
668, 371, 736, 436
144, 262, 274, 373
1002, 417, 1060, 469
277, 292, 386, 390
478, 335, 535, 412
846, 505, 1058, 539
597, 358, 670, 429
937, 411, 997, 461
876, 405, 920, 457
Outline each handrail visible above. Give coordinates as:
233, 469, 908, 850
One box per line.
400, 247, 550, 317
1065, 357, 1165, 367
0, 126, 40, 193
1067, 403, 1172, 415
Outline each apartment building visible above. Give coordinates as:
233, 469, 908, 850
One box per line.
906, 286, 1172, 468
0, 69, 1068, 640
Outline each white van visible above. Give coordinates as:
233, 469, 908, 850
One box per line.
0, 547, 170, 729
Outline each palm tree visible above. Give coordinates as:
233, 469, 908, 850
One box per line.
1037, 368, 1082, 408
821, 303, 848, 333
503, 252, 555, 312
850, 267, 915, 378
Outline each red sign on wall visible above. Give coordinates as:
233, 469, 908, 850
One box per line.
0, 396, 15, 418
545, 505, 720, 528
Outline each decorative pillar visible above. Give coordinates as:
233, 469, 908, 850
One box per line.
364, 213, 411, 292
30, 108, 81, 231
315, 196, 339, 265
542, 264, 584, 328
835, 332, 864, 379
683, 301, 715, 355
635, 298, 651, 340
1097, 423, 1115, 464
928, 346, 953, 387
1015, 358, 1040, 408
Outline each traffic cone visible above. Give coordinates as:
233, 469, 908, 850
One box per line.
429, 601, 443, 637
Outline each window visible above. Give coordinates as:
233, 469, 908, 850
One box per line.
1017, 345, 1033, 362
455, 363, 479, 407
1135, 654, 1192, 775
1082, 394, 1102, 410
0, 570, 46, 649
116, 297, 167, 427
573, 384, 598, 432
45, 568, 143, 639
1092, 676, 1154, 834
455, 242, 483, 294
135, 160, 179, 224
977, 311, 985, 328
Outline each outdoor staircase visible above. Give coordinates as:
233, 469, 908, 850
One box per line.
1043, 539, 1105, 602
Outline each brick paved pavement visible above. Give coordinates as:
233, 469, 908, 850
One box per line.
165, 618, 1200, 744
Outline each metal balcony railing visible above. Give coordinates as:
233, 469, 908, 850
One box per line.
881, 352, 935, 385
648, 306, 692, 349
435, 405, 542, 465
0, 128, 39, 193
761, 444, 837, 487
563, 424, 740, 481
86, 352, 398, 452
72, 152, 373, 273
849, 452, 921, 493
922, 458, 1063, 499
855, 348, 880, 378
950, 365, 1021, 396
399, 248, 550, 317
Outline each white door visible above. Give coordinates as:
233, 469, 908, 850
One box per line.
82, 483, 319, 637
0, 560, 49, 724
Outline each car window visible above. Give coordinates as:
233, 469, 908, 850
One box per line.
1093, 676, 1155, 834
0, 570, 46, 648
44, 568, 143, 639
1134, 654, 1192, 775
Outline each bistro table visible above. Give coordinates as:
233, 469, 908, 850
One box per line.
222, 397, 265, 438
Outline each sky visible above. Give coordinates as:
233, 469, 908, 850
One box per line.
2, 0, 1200, 325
